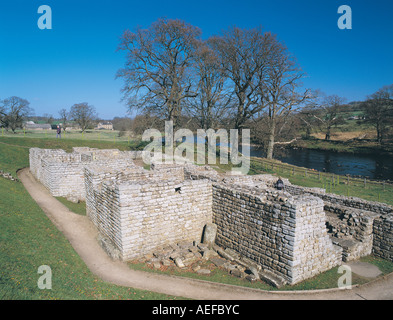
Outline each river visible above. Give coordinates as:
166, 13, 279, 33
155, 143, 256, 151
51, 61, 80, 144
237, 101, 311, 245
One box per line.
247, 146, 393, 181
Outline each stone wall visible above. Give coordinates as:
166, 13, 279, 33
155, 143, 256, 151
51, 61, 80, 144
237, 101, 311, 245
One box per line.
84, 164, 212, 261
373, 215, 393, 262
212, 183, 342, 285
29, 147, 393, 285
29, 148, 66, 182
29, 147, 137, 201
281, 180, 393, 263
324, 203, 378, 262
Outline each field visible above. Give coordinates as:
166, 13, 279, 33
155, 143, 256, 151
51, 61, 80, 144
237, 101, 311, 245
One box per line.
1, 132, 393, 299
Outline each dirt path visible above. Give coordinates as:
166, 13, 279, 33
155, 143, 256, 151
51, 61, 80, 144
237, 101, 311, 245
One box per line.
18, 167, 393, 300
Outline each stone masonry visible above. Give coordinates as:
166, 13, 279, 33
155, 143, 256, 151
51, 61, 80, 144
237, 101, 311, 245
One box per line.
29, 147, 393, 286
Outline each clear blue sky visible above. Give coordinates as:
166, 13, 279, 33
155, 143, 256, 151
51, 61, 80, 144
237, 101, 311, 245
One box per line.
0, 0, 392, 119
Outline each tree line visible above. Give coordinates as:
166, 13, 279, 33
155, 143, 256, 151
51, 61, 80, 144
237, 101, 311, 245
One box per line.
0, 99, 98, 133
1, 18, 392, 159
116, 18, 393, 158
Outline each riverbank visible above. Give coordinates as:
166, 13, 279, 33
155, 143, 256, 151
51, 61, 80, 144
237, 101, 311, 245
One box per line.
289, 137, 393, 156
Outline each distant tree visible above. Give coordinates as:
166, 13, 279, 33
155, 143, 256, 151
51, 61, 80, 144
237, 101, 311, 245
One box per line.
361, 84, 393, 143
69, 103, 97, 133
296, 90, 325, 138
117, 18, 201, 129
0, 104, 6, 128
311, 95, 346, 141
58, 108, 69, 132
43, 113, 54, 124
0, 96, 33, 133
112, 116, 133, 132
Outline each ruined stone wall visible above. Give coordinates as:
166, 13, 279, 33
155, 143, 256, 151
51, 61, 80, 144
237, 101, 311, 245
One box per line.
373, 216, 393, 262
280, 179, 393, 263
212, 183, 342, 285
324, 203, 378, 262
29, 148, 67, 182
84, 165, 212, 261
118, 178, 212, 260
29, 147, 137, 201
40, 153, 87, 199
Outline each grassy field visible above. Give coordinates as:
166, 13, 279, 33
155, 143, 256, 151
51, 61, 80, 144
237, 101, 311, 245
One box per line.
1, 133, 392, 299
1, 128, 131, 142
0, 137, 175, 300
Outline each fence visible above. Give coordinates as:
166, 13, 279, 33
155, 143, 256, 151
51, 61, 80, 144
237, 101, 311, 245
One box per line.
250, 156, 393, 205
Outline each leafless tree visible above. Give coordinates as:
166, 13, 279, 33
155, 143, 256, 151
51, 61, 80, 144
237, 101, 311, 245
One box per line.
311, 94, 346, 141
361, 84, 393, 143
0, 96, 33, 133
69, 102, 97, 133
117, 18, 201, 129
0, 104, 6, 128
185, 39, 233, 129
58, 108, 69, 132
210, 27, 275, 130
259, 40, 310, 159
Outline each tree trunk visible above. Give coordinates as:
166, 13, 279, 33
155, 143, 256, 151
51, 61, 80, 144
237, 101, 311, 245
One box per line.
266, 120, 275, 160
325, 126, 331, 141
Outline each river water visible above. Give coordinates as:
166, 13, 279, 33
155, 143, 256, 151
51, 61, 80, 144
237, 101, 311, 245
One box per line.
178, 136, 393, 181
248, 146, 393, 181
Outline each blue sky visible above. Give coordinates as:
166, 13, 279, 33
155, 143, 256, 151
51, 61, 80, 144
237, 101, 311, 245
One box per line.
0, 0, 392, 119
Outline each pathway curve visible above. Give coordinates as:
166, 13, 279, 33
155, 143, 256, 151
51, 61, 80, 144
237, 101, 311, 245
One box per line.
18, 168, 393, 300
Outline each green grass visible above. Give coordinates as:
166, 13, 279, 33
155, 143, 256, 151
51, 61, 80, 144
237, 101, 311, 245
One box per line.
1, 128, 132, 143
55, 197, 86, 216
0, 138, 176, 300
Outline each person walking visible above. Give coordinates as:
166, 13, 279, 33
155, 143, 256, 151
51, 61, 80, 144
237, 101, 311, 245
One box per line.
56, 125, 61, 139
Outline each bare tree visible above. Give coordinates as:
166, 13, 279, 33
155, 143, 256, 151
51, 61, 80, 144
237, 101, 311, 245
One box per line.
58, 108, 69, 132
311, 94, 346, 141
0, 104, 6, 128
69, 103, 97, 133
186, 39, 233, 129
259, 41, 310, 159
117, 18, 201, 129
210, 27, 275, 130
361, 84, 393, 143
0, 96, 33, 133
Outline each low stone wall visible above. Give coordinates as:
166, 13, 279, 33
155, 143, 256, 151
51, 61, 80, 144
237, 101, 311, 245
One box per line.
29, 147, 137, 201
84, 165, 213, 260
212, 183, 342, 285
324, 203, 378, 262
29, 148, 66, 182
283, 180, 393, 263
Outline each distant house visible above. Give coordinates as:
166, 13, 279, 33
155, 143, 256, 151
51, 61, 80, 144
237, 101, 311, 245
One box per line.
96, 121, 113, 130
24, 121, 52, 130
